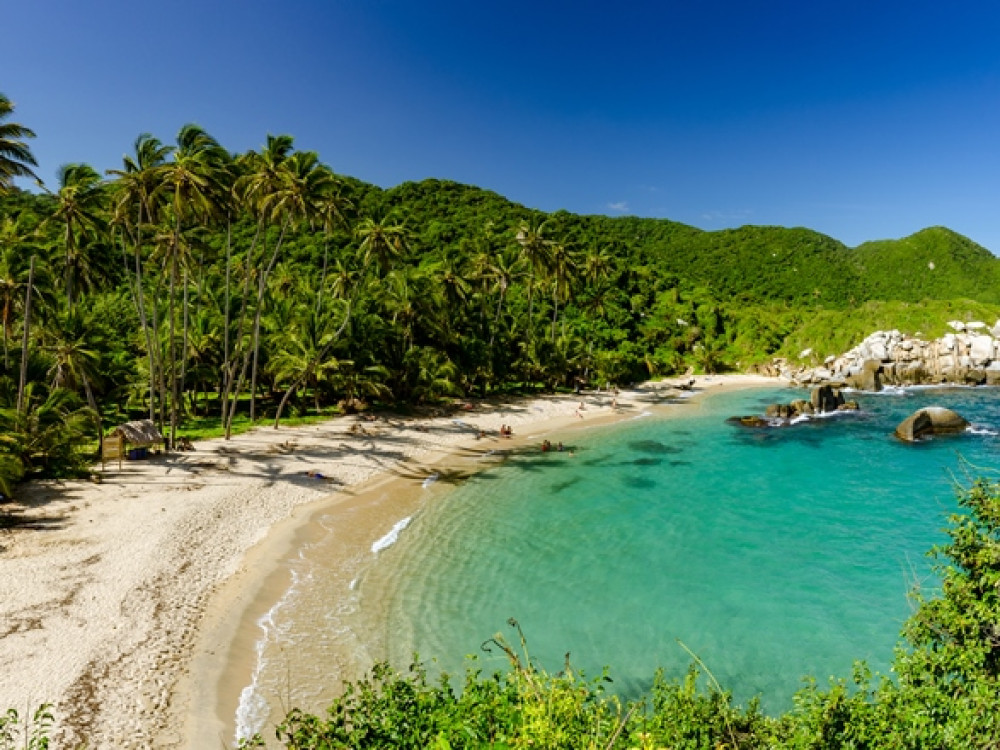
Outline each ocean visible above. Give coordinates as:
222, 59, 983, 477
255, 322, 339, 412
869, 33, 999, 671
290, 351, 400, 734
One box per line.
236, 384, 1000, 738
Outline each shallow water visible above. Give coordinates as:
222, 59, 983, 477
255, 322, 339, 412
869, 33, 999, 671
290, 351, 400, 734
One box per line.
236, 385, 1000, 737
356, 386, 1000, 710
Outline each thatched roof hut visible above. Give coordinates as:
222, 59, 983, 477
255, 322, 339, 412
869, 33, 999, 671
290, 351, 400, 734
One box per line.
109, 419, 165, 447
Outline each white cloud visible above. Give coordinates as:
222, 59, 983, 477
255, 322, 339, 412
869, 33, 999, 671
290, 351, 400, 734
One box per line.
607, 201, 630, 213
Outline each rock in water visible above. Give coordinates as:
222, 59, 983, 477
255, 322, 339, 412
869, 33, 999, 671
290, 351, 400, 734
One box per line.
727, 415, 770, 428
894, 407, 969, 442
810, 384, 845, 413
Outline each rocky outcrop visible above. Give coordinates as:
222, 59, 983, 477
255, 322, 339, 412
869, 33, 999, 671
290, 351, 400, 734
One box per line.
894, 407, 969, 442
732, 386, 858, 427
782, 321, 1000, 390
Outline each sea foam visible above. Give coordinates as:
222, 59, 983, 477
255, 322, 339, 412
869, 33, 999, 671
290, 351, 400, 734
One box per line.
372, 516, 412, 554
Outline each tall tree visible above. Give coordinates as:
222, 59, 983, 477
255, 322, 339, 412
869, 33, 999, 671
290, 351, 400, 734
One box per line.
547, 241, 578, 341
45, 163, 106, 309
356, 213, 410, 276
154, 124, 226, 448
0, 93, 37, 192
107, 133, 172, 420
515, 218, 555, 338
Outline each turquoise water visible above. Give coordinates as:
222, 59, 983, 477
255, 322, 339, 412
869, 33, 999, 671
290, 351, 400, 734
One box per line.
360, 386, 1000, 712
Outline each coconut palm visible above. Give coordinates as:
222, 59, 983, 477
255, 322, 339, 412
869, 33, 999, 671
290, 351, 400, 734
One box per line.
0, 93, 37, 192
45, 163, 106, 309
0, 217, 46, 369
270, 301, 352, 427
106, 133, 173, 420
230, 145, 336, 425
154, 124, 227, 447
356, 213, 411, 276
547, 241, 579, 341
515, 218, 555, 336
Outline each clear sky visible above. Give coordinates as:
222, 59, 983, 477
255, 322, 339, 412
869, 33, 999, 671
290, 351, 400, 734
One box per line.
7, 0, 1000, 251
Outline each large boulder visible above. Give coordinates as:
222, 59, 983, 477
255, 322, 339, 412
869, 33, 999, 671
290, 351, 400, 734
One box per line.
846, 359, 883, 392
970, 335, 995, 365
894, 407, 969, 442
790, 399, 815, 416
810, 384, 845, 413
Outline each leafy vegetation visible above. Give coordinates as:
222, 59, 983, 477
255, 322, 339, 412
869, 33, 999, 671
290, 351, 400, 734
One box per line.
2, 91, 1000, 497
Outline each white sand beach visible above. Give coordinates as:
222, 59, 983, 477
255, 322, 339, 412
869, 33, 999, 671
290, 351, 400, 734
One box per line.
0, 374, 777, 748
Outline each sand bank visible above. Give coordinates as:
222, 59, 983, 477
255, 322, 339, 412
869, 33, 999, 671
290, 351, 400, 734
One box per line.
0, 374, 778, 748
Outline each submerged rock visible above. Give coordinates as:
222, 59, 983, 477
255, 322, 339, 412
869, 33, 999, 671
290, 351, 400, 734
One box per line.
727, 415, 770, 428
894, 407, 969, 442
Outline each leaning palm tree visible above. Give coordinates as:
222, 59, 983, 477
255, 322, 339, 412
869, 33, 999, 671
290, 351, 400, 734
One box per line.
270, 301, 352, 427
0, 93, 37, 193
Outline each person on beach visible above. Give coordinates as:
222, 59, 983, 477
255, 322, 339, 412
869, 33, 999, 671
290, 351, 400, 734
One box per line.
557, 442, 564, 452
541, 439, 551, 452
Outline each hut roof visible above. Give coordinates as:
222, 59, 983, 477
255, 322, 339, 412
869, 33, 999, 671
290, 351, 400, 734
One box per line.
110, 419, 165, 446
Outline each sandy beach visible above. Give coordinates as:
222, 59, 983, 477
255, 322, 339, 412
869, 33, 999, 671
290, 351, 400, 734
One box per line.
0, 374, 777, 748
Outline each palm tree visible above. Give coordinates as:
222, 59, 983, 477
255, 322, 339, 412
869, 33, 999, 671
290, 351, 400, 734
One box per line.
107, 134, 172, 420
547, 241, 579, 341
479, 247, 527, 355
515, 218, 555, 336
45, 163, 106, 309
356, 213, 410, 276
270, 301, 352, 427
228, 144, 335, 426
0, 93, 37, 192
154, 124, 227, 447
0, 216, 45, 369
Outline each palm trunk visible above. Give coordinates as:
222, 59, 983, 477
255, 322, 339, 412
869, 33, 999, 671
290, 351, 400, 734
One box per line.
81, 370, 103, 458
249, 221, 288, 422
131, 205, 157, 422
220, 217, 233, 427
149, 277, 168, 434
551, 290, 559, 342
168, 205, 181, 450
168, 257, 178, 449
222, 220, 263, 437
180, 269, 190, 419
274, 376, 306, 429
315, 237, 330, 315
16, 255, 35, 414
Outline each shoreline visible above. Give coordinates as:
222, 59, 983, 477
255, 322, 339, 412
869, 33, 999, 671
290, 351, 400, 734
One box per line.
0, 374, 779, 748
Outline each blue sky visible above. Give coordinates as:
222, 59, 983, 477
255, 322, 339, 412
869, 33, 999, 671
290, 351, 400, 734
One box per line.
7, 0, 1000, 250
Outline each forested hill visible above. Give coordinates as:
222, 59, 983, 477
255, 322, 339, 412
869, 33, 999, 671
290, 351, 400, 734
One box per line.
359, 178, 999, 306
852, 226, 1000, 303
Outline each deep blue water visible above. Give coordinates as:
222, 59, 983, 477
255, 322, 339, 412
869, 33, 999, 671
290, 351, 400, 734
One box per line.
361, 386, 1000, 712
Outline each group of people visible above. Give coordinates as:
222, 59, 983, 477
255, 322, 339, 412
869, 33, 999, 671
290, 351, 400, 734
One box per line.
499, 424, 514, 438
540, 440, 564, 453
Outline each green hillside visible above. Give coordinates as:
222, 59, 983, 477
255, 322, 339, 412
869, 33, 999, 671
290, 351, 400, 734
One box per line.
851, 226, 1000, 303
368, 180, 997, 308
